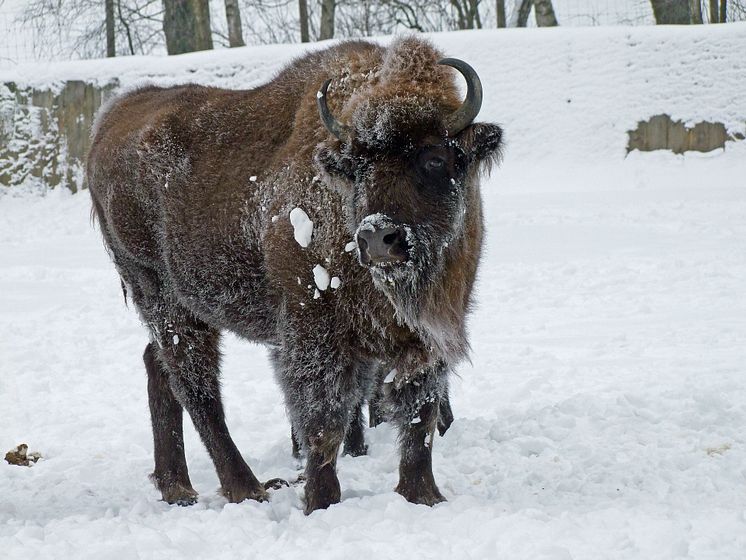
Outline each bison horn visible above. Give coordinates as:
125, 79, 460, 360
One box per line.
438, 58, 483, 136
317, 79, 350, 143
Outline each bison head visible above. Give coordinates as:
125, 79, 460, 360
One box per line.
314, 38, 503, 358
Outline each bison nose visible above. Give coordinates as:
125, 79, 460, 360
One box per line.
357, 227, 408, 266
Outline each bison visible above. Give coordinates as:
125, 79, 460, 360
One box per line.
87, 36, 502, 514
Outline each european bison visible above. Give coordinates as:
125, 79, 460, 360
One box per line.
87, 36, 502, 514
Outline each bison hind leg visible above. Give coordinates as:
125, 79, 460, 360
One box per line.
144, 342, 198, 505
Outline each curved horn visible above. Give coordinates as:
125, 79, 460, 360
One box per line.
317, 79, 350, 143
438, 58, 483, 136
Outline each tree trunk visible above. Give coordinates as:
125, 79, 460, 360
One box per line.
650, 0, 691, 24
689, 0, 703, 22
450, 0, 468, 29
319, 0, 336, 40
709, 0, 719, 22
516, 0, 532, 27
497, 0, 506, 27
117, 0, 135, 55
472, 0, 482, 28
105, 0, 116, 57
534, 0, 558, 26
299, 0, 310, 42
720, 0, 727, 22
163, 0, 213, 55
225, 0, 245, 47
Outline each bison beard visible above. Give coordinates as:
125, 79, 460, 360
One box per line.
87, 36, 503, 514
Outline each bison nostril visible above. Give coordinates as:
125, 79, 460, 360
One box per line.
382, 232, 398, 245
355, 225, 408, 266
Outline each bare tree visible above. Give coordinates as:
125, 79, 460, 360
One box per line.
720, 0, 728, 21
690, 0, 703, 22
450, 0, 482, 29
375, 0, 450, 33
496, 0, 506, 27
650, 0, 691, 23
319, 0, 336, 39
163, 0, 213, 54
225, 0, 245, 46
106, 0, 116, 56
513, 0, 532, 27
534, 0, 558, 26
299, 0, 310, 41
23, 0, 164, 59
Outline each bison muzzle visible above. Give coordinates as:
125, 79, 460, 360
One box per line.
87, 36, 503, 514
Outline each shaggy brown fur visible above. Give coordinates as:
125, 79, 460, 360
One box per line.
87, 36, 502, 514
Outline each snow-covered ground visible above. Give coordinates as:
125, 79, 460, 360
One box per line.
2, 25, 746, 560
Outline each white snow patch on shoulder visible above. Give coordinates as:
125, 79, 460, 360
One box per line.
384, 369, 397, 384
289, 208, 313, 248
312, 265, 330, 291
330, 276, 341, 289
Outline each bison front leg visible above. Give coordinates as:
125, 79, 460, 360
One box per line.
273, 348, 362, 514
389, 363, 449, 506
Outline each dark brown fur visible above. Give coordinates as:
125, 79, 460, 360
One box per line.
87, 37, 502, 513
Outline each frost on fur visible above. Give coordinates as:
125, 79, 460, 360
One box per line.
87, 36, 501, 514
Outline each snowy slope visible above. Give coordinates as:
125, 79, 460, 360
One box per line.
2, 24, 746, 162
2, 26, 746, 560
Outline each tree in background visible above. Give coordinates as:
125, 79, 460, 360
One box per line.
106, 0, 116, 56
224, 0, 245, 46
451, 0, 482, 29
534, 0, 558, 25
16, 0, 746, 62
512, 0, 558, 27
299, 0, 310, 42
714, 0, 728, 21
496, 0, 506, 27
650, 0, 691, 23
319, 0, 335, 39
163, 0, 212, 54
690, 0, 703, 22
22, 0, 164, 59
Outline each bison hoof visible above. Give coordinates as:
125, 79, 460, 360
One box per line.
161, 484, 198, 506
263, 477, 290, 490
395, 480, 446, 506
151, 473, 198, 506
220, 483, 269, 504
303, 473, 341, 515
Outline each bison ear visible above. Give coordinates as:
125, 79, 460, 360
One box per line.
458, 123, 504, 167
314, 143, 355, 189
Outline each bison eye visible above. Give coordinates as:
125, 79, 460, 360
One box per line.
415, 146, 458, 189
425, 157, 445, 172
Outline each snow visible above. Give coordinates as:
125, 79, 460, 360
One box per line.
2, 24, 746, 560
312, 265, 330, 291
384, 369, 398, 384
289, 207, 313, 248
344, 241, 357, 252
330, 277, 341, 290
